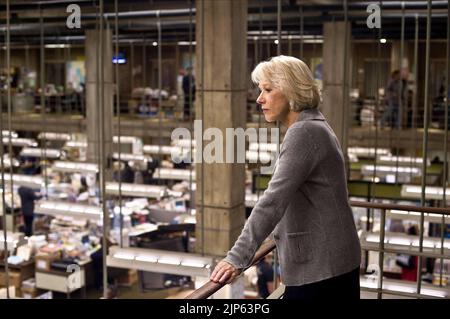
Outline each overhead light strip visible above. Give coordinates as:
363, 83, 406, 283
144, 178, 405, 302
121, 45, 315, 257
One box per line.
52, 161, 99, 174
360, 276, 448, 298
107, 246, 213, 278
105, 182, 167, 199
153, 168, 195, 181
38, 132, 71, 141
35, 200, 103, 220
20, 148, 61, 159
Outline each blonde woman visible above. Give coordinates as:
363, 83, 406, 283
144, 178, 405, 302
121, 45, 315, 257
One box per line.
211, 56, 361, 300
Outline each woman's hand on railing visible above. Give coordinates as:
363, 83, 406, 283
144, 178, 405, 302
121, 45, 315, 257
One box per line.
210, 260, 242, 284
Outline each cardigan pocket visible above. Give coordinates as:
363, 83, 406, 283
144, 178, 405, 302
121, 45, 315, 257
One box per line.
286, 232, 314, 264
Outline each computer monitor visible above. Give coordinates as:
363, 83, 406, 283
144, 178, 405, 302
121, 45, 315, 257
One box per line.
112, 52, 126, 64
173, 199, 186, 212
164, 198, 186, 212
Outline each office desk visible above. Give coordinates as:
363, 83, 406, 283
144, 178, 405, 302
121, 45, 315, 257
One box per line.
0, 259, 35, 281
35, 259, 90, 299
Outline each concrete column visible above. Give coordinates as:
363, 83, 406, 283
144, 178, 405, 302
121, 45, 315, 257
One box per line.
85, 28, 113, 165
194, 0, 247, 282
322, 21, 351, 152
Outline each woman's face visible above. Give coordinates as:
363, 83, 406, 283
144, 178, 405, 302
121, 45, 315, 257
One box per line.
256, 81, 290, 123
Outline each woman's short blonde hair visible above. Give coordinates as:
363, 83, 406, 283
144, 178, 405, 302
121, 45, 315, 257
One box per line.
251, 55, 320, 112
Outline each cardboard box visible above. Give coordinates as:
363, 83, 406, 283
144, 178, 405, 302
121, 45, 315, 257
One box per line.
0, 271, 22, 288
21, 278, 36, 290
117, 269, 138, 286
21, 286, 40, 299
35, 253, 60, 271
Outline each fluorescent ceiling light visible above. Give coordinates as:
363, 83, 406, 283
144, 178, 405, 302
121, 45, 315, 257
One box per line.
178, 41, 196, 46
361, 165, 421, 176
246, 151, 273, 163
113, 136, 141, 144
106, 182, 167, 199
2, 131, 18, 138
65, 141, 87, 148
113, 206, 134, 216
360, 276, 447, 298
153, 168, 195, 181
362, 231, 450, 251
412, 239, 435, 249
112, 153, 151, 162
0, 155, 20, 168
249, 143, 279, 152
35, 200, 103, 220
3, 174, 44, 188
38, 132, 71, 141
388, 209, 450, 223
135, 255, 158, 263
143, 145, 181, 156
181, 260, 206, 268
52, 161, 99, 174
2, 137, 37, 147
378, 155, 429, 166
158, 257, 180, 266
401, 185, 450, 200
45, 44, 71, 49
107, 246, 213, 277
387, 237, 412, 246
348, 147, 391, 157
20, 148, 61, 159
113, 253, 135, 260
247, 31, 322, 39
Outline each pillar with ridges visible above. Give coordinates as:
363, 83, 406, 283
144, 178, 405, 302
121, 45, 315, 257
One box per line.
85, 28, 113, 166
322, 21, 352, 152
194, 0, 247, 277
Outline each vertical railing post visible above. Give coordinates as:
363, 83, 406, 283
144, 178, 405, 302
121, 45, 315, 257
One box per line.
377, 208, 386, 299
439, 0, 450, 288
418, 0, 432, 296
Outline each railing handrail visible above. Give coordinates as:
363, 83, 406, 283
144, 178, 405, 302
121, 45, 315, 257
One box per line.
185, 239, 276, 299
350, 200, 450, 215
187, 200, 450, 299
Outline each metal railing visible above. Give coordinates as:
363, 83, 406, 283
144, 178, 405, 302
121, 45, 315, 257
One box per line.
187, 200, 450, 300
185, 239, 276, 299
350, 200, 450, 299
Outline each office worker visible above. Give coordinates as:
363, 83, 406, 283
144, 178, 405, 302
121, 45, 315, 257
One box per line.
210, 56, 361, 299
18, 186, 43, 237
